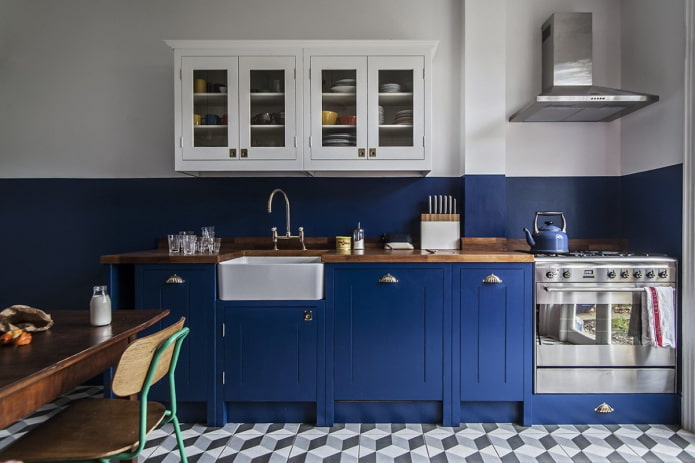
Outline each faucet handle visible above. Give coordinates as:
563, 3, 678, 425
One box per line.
271, 227, 279, 251
298, 227, 306, 251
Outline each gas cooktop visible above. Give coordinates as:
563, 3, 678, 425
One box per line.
528, 250, 670, 258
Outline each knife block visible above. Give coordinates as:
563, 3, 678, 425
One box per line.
420, 214, 461, 250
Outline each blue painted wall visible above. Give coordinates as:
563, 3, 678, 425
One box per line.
0, 165, 682, 310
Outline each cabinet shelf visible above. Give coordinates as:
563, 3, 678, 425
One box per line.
322, 124, 357, 130
322, 93, 356, 105
378, 92, 413, 105
251, 124, 285, 129
194, 93, 228, 102
379, 124, 413, 130
195, 124, 228, 129
250, 93, 285, 104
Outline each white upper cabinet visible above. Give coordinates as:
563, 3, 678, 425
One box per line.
305, 55, 426, 172
167, 40, 436, 176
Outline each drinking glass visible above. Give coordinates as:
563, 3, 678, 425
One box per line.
182, 234, 197, 255
167, 234, 181, 254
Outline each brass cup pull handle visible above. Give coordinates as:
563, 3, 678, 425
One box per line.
166, 274, 185, 284
378, 273, 399, 284
594, 402, 615, 413
482, 274, 503, 284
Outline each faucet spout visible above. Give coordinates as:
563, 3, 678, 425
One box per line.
267, 188, 291, 236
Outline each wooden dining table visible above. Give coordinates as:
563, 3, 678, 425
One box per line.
0, 309, 169, 430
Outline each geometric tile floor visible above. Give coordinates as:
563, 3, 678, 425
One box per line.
2, 386, 695, 462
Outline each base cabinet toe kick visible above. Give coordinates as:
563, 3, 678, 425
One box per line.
111, 261, 680, 426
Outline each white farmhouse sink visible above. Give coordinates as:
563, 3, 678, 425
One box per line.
218, 256, 324, 300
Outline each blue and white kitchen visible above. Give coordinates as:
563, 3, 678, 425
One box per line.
1, 0, 695, 461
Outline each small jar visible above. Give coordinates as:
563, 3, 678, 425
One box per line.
90, 285, 112, 326
336, 236, 352, 251
352, 223, 365, 250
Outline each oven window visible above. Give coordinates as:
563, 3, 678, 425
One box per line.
537, 303, 637, 345
574, 303, 635, 345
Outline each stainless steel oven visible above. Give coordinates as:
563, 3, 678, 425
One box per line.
534, 253, 678, 394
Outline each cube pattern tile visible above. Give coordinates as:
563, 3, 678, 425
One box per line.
2, 386, 695, 462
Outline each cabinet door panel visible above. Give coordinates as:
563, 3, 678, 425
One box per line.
222, 305, 318, 401
239, 56, 297, 161
181, 56, 239, 160
367, 56, 425, 160
309, 56, 368, 161
334, 267, 444, 400
459, 267, 526, 400
136, 265, 215, 401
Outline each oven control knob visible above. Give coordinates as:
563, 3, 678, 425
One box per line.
659, 270, 669, 278
620, 270, 630, 279
633, 270, 643, 279
562, 270, 571, 279
607, 270, 616, 279
545, 271, 556, 279
647, 270, 656, 279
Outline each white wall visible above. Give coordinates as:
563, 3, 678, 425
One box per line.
620, 0, 685, 175
0, 0, 462, 178
1, 0, 684, 179
464, 0, 685, 177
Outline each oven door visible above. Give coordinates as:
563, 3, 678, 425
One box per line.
535, 282, 677, 394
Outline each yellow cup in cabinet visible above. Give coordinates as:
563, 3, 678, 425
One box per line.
194, 78, 207, 93
322, 111, 338, 125
193, 114, 202, 125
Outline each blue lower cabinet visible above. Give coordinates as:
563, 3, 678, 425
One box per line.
135, 264, 216, 423
218, 301, 327, 426
330, 264, 451, 423
454, 264, 533, 425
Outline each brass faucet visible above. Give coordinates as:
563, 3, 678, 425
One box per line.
267, 188, 306, 251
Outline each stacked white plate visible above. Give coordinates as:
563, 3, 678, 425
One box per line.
330, 79, 357, 93
394, 109, 413, 125
380, 83, 401, 93
323, 133, 356, 146
378, 105, 384, 125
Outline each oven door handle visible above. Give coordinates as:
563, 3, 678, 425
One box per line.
543, 286, 647, 293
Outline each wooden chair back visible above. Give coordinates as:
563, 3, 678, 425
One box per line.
111, 317, 186, 397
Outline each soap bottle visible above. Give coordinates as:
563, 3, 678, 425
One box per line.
353, 222, 365, 250
90, 285, 112, 326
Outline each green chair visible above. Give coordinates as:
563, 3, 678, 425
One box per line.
0, 317, 190, 463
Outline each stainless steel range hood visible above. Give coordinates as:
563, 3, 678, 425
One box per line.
509, 12, 658, 122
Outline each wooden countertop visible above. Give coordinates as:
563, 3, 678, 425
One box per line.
100, 242, 534, 264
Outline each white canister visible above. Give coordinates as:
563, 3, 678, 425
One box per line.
90, 285, 112, 326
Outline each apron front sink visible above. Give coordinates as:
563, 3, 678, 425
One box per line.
218, 256, 324, 300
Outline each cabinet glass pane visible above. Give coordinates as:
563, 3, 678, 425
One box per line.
378, 69, 414, 147
321, 69, 357, 147
193, 69, 228, 147
249, 70, 285, 148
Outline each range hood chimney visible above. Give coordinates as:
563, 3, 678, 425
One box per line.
509, 12, 658, 122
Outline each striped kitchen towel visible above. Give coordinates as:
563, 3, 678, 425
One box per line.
642, 286, 676, 347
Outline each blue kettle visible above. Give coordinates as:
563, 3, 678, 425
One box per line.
523, 211, 569, 253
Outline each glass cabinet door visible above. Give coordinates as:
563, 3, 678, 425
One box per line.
309, 56, 368, 160
239, 56, 297, 161
367, 56, 425, 160
181, 57, 238, 160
